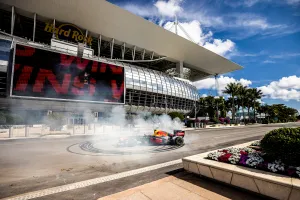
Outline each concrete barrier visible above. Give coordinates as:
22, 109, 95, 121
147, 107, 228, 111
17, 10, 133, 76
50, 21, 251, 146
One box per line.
182, 141, 300, 200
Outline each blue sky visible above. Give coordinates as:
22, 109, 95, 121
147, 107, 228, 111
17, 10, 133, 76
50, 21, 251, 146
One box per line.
108, 0, 300, 112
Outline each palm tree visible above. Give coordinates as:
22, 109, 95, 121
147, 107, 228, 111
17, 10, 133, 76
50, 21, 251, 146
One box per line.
223, 83, 242, 121
245, 88, 253, 121
217, 97, 226, 118
257, 104, 262, 122
250, 88, 263, 121
237, 86, 248, 122
253, 101, 261, 123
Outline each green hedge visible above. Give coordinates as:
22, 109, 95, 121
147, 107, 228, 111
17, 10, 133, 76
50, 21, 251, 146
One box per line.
261, 127, 300, 166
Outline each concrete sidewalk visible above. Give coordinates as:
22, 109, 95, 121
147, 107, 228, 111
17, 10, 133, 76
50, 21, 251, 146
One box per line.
98, 171, 268, 200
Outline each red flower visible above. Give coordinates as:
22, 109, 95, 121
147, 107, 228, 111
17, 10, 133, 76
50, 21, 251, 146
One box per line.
240, 151, 248, 155
218, 153, 232, 162
287, 168, 296, 176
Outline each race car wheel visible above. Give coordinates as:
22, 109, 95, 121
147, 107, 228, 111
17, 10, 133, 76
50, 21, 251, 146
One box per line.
174, 137, 184, 146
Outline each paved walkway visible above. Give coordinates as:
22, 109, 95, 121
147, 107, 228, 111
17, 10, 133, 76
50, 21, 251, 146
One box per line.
99, 172, 267, 200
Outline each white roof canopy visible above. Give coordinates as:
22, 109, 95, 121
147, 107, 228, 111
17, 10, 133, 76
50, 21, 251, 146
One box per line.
1, 0, 242, 81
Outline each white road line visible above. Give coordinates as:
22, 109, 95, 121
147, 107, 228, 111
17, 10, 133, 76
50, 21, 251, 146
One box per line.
1, 159, 182, 200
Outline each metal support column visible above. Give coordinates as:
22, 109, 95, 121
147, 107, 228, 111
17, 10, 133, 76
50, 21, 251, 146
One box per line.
141, 49, 145, 60
132, 46, 136, 60
11, 6, 15, 35
98, 35, 101, 57
150, 52, 154, 60
33, 13, 36, 42
121, 43, 125, 59
176, 61, 184, 78
165, 96, 167, 114
110, 38, 114, 59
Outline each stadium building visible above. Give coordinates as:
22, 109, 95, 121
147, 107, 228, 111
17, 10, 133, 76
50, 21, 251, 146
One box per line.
0, 0, 241, 123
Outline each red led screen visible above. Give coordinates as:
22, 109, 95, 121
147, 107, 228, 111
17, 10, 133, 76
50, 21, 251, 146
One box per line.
12, 44, 125, 103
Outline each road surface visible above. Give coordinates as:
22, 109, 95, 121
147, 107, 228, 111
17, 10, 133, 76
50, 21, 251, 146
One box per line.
0, 123, 298, 199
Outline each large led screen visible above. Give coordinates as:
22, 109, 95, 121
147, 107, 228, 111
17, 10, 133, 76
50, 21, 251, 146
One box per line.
11, 44, 125, 104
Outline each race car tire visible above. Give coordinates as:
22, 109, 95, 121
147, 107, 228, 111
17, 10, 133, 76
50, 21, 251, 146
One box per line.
174, 137, 184, 146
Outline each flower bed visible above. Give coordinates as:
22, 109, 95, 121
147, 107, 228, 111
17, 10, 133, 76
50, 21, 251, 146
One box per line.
206, 145, 300, 178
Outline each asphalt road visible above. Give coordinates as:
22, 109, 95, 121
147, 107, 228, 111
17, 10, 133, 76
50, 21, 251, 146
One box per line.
0, 123, 298, 199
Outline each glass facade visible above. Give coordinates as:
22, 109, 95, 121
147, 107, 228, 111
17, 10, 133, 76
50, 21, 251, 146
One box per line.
124, 64, 199, 114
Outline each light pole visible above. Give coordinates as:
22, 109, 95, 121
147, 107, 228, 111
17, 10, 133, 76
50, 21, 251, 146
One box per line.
214, 96, 219, 119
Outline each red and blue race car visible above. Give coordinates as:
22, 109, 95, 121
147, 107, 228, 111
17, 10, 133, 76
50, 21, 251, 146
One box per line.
117, 129, 185, 147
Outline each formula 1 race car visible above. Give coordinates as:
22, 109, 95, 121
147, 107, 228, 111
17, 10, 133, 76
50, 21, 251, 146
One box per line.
117, 129, 185, 147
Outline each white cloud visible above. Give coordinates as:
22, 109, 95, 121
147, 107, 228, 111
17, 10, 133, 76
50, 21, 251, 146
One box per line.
258, 75, 300, 101
239, 78, 252, 86
193, 76, 252, 95
270, 53, 300, 59
224, 0, 262, 7
263, 60, 276, 64
286, 0, 300, 5
118, 1, 297, 39
154, 0, 183, 17
122, 4, 157, 17
203, 39, 235, 56
163, 20, 212, 45
164, 19, 235, 56
256, 99, 265, 104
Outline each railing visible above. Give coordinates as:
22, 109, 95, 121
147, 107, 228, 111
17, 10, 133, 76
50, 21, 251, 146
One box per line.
0, 124, 154, 139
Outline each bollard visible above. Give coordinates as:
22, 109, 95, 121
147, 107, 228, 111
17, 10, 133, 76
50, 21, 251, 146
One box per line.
25, 126, 29, 137
9, 126, 13, 138
72, 125, 76, 135
83, 124, 86, 134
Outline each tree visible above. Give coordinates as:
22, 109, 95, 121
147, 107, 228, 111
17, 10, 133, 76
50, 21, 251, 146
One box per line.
257, 104, 263, 120
253, 101, 261, 122
237, 86, 248, 121
216, 97, 226, 118
168, 112, 184, 121
223, 83, 242, 121
249, 88, 263, 121
245, 88, 253, 121
204, 96, 216, 119
197, 97, 207, 117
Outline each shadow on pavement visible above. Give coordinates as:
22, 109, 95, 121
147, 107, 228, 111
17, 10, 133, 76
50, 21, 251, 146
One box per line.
167, 170, 275, 200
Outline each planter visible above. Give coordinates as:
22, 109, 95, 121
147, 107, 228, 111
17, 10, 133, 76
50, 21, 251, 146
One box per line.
182, 141, 300, 200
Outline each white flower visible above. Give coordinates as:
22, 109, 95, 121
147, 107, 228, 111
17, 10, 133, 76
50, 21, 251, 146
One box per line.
246, 152, 264, 167
228, 153, 241, 164
251, 141, 261, 146
267, 160, 285, 172
296, 167, 300, 177
207, 151, 224, 161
